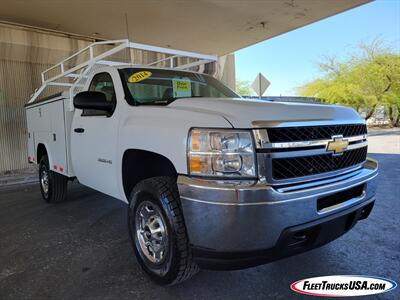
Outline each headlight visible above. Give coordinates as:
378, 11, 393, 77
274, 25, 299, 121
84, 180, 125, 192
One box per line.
188, 128, 256, 178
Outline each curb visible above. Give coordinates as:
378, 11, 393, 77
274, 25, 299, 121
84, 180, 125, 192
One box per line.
0, 175, 38, 188
0, 166, 38, 188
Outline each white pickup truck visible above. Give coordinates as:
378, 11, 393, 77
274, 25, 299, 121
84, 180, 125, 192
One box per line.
25, 40, 378, 285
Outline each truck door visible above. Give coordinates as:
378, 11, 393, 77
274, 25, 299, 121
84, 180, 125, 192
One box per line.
70, 71, 120, 198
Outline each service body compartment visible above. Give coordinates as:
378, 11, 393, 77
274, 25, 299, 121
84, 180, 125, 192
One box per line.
25, 96, 74, 177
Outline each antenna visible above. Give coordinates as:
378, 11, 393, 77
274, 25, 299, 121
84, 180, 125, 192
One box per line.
125, 13, 133, 64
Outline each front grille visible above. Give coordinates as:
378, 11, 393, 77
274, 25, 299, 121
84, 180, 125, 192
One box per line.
267, 124, 367, 143
272, 146, 367, 180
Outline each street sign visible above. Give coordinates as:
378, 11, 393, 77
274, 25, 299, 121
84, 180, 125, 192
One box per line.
251, 73, 270, 97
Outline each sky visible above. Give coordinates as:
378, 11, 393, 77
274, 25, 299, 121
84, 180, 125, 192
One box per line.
235, 0, 400, 96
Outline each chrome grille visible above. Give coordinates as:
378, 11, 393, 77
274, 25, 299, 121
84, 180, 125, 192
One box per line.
271, 146, 368, 180
253, 122, 368, 184
267, 124, 367, 143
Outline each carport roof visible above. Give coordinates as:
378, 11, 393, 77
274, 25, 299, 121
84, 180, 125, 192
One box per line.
0, 0, 370, 55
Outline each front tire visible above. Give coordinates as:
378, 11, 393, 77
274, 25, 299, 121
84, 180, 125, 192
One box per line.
39, 155, 67, 203
128, 176, 198, 285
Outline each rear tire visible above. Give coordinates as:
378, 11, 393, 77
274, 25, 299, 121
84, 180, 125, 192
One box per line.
39, 155, 67, 203
128, 176, 199, 285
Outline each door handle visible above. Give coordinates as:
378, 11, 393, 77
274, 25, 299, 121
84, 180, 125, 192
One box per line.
74, 128, 85, 133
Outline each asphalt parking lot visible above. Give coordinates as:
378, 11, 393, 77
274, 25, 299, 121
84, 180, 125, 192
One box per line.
0, 129, 399, 300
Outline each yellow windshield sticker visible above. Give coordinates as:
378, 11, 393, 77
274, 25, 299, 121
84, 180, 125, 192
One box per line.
128, 71, 152, 83
172, 78, 191, 98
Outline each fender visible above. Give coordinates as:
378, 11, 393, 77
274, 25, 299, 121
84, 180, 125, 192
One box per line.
36, 142, 54, 169
116, 103, 232, 202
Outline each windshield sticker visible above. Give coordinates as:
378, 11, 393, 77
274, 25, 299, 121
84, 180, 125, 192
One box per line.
128, 71, 152, 83
172, 78, 191, 98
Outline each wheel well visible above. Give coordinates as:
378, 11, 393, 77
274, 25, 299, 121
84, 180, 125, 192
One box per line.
122, 149, 178, 201
37, 144, 47, 163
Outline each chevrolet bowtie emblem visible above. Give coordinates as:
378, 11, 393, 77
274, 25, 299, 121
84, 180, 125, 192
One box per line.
326, 135, 349, 154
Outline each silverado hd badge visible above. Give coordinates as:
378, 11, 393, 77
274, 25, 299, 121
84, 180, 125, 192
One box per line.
327, 135, 349, 154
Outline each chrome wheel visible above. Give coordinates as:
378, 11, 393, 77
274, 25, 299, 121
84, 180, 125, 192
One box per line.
40, 168, 49, 195
135, 201, 168, 264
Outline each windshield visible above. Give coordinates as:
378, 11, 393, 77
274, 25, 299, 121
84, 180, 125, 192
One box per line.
119, 68, 239, 105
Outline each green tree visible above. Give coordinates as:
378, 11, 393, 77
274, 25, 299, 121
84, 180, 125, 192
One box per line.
298, 40, 400, 126
236, 79, 252, 96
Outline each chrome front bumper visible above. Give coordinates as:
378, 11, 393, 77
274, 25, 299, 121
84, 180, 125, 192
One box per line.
178, 158, 378, 253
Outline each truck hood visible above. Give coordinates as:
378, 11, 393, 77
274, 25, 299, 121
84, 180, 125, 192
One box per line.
168, 98, 362, 128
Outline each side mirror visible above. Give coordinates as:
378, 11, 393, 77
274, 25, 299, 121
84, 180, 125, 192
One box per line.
73, 91, 114, 114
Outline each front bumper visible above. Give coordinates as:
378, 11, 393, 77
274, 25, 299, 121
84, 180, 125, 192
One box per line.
178, 158, 378, 269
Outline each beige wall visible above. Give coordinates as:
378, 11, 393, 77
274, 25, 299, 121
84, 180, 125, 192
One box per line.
0, 23, 235, 172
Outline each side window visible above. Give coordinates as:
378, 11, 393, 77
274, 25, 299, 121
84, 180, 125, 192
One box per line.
82, 72, 116, 116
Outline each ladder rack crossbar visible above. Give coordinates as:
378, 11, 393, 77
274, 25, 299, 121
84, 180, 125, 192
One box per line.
128, 41, 216, 61
147, 55, 179, 67
41, 39, 129, 81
